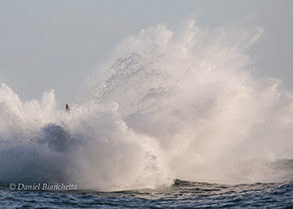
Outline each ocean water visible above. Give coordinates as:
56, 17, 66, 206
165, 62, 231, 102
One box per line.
0, 20, 293, 208
1, 179, 293, 208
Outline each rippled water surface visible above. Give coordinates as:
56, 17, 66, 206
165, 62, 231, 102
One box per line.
1, 180, 292, 208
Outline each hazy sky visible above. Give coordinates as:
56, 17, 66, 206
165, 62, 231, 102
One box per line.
0, 0, 292, 106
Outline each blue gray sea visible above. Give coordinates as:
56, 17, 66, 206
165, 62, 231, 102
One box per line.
1, 179, 292, 208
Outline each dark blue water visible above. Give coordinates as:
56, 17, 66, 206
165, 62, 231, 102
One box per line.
1, 179, 292, 208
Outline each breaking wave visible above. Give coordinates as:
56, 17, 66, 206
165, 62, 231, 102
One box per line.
0, 20, 292, 191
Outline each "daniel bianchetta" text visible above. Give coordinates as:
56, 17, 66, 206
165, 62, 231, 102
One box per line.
10, 183, 78, 191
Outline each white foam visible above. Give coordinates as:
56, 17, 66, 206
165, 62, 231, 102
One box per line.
0, 20, 292, 190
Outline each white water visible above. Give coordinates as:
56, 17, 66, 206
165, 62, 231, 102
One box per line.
0, 20, 292, 190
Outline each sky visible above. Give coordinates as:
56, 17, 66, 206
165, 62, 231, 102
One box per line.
0, 0, 292, 107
